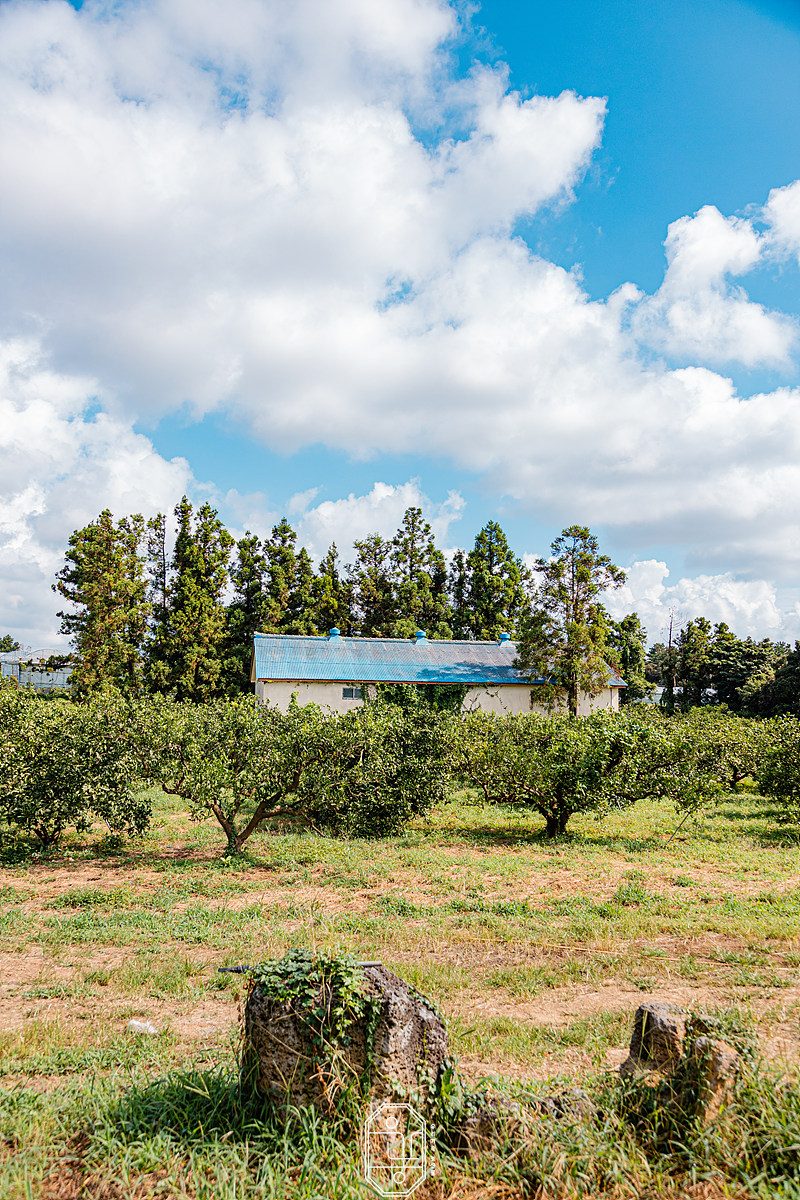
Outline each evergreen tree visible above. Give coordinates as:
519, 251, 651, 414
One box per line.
448, 550, 470, 639
144, 513, 171, 691
609, 613, 651, 702
767, 642, 800, 715
707, 622, 740, 707
348, 535, 396, 636
464, 521, 529, 639
709, 623, 782, 711
224, 532, 269, 693
286, 547, 318, 634
516, 525, 625, 717
264, 518, 298, 631
314, 544, 351, 633
738, 640, 798, 716
390, 507, 451, 637
677, 617, 713, 709
155, 497, 234, 700
0, 635, 20, 653
54, 509, 149, 694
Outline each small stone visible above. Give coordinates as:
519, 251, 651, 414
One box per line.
127, 1019, 159, 1035
620, 1003, 686, 1076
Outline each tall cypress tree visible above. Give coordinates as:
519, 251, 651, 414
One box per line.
264, 518, 298, 631
390, 507, 451, 637
348, 534, 396, 636
516, 525, 625, 717
677, 617, 713, 710
464, 521, 529, 639
286, 547, 318, 634
224, 532, 269, 692
314, 543, 351, 633
448, 549, 470, 638
54, 508, 149, 694
155, 497, 234, 700
144, 513, 171, 691
609, 613, 651, 702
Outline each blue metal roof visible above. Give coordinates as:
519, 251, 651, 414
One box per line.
252, 633, 626, 687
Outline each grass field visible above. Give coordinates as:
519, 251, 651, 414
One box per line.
1, 787, 799, 1197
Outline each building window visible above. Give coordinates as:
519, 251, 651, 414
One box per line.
342, 686, 363, 700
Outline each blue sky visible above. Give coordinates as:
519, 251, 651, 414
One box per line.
1, 0, 799, 645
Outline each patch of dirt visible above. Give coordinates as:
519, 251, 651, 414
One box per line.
452, 981, 727, 1027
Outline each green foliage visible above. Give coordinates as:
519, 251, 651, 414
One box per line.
648, 621, 794, 717
286, 547, 317, 634
136, 694, 321, 854
390, 506, 451, 637
0, 690, 148, 850
758, 716, 800, 824
453, 707, 718, 836
54, 508, 149, 694
373, 681, 467, 714
516, 525, 625, 717
347, 533, 397, 636
136, 694, 448, 851
678, 707, 772, 788
609, 613, 651, 702
0, 634, 20, 652
300, 699, 450, 837
313, 543, 352, 634
462, 520, 529, 639
746, 641, 800, 718
447, 548, 470, 638
148, 497, 234, 700
224, 532, 271, 693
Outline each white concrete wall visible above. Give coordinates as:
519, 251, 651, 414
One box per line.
462, 684, 620, 715
461, 685, 543, 715
256, 679, 622, 715
256, 679, 374, 713
578, 687, 620, 715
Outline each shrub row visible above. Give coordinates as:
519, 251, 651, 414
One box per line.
0, 681, 797, 854
0, 685, 448, 853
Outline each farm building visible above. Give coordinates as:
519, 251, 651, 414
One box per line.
251, 629, 626, 715
0, 649, 73, 693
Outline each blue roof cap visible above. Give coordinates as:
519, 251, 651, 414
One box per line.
251, 633, 626, 688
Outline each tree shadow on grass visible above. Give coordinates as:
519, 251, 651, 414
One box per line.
710, 794, 800, 848
427, 821, 661, 854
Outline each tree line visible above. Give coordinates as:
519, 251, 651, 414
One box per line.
2, 684, 799, 854
646, 616, 800, 717
1, 496, 797, 716
46, 500, 606, 702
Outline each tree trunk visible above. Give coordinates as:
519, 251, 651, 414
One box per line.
545, 810, 569, 837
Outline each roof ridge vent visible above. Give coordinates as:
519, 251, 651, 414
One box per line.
415, 629, 426, 640
499, 632, 511, 643
329, 627, 340, 638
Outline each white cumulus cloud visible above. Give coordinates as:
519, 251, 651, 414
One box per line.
0, 339, 192, 647
631, 205, 796, 368
295, 480, 465, 562
606, 560, 786, 642
764, 178, 800, 264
